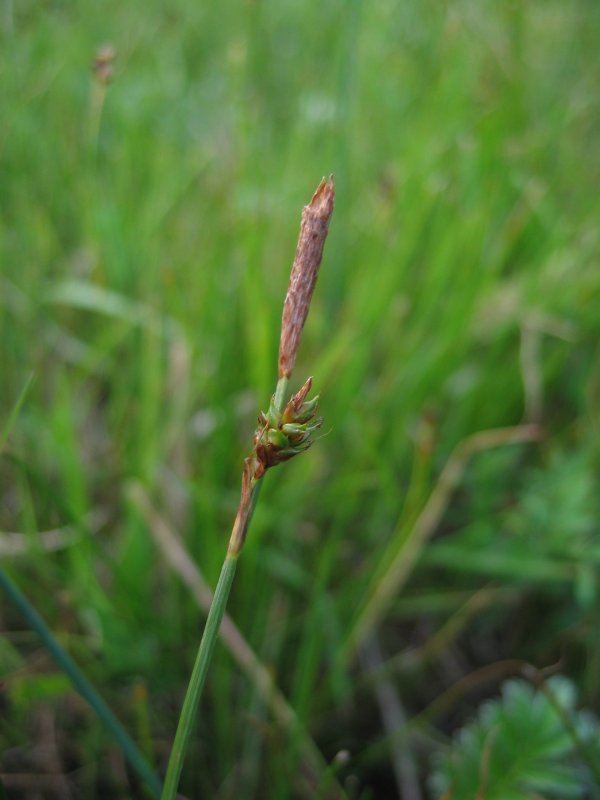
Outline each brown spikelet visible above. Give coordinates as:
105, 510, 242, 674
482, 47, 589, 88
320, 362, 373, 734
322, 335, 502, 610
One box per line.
93, 44, 115, 85
278, 177, 335, 379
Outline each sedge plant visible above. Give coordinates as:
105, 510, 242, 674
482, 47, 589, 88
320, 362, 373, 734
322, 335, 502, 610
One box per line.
161, 177, 336, 799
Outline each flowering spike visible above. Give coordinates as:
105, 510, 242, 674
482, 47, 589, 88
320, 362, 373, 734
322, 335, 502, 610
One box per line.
248, 377, 321, 479
278, 178, 335, 379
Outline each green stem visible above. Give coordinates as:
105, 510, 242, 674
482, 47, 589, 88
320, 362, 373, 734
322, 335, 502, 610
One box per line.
0, 566, 162, 798
161, 375, 290, 799
161, 554, 238, 800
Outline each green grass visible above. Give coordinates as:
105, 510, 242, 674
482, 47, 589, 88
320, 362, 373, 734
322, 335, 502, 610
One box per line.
1, 1, 600, 797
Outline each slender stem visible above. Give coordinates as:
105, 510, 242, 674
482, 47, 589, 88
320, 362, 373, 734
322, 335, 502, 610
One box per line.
161, 375, 291, 800
161, 554, 238, 799
0, 567, 162, 798
89, 80, 106, 159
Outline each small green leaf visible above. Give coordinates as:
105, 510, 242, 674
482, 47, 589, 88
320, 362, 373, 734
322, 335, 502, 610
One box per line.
430, 677, 599, 800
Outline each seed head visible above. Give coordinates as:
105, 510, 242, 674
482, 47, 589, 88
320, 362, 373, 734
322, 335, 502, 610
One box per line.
93, 44, 115, 85
278, 177, 335, 379
250, 377, 322, 479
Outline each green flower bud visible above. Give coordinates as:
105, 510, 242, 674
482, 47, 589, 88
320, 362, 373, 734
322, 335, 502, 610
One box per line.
295, 395, 320, 422
267, 429, 289, 448
252, 378, 322, 476
281, 423, 308, 436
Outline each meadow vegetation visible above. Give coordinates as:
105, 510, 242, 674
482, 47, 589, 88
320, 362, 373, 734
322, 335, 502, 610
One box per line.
1, 1, 599, 797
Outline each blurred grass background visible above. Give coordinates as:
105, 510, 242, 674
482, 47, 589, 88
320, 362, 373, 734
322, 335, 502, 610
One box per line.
1, 0, 600, 797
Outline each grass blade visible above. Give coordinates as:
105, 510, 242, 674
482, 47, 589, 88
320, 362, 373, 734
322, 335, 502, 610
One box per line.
0, 568, 162, 797
0, 372, 34, 453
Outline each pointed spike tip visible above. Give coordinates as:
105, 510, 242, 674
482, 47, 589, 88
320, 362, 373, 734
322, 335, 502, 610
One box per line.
308, 177, 335, 220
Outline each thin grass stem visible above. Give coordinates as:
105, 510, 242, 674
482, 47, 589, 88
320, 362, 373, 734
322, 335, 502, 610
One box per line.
160, 378, 290, 800
133, 483, 347, 798
161, 554, 238, 799
0, 567, 162, 798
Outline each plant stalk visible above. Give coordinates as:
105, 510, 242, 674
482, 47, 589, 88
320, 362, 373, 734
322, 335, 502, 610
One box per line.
0, 566, 162, 798
161, 554, 238, 799
161, 176, 334, 797
161, 377, 288, 800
